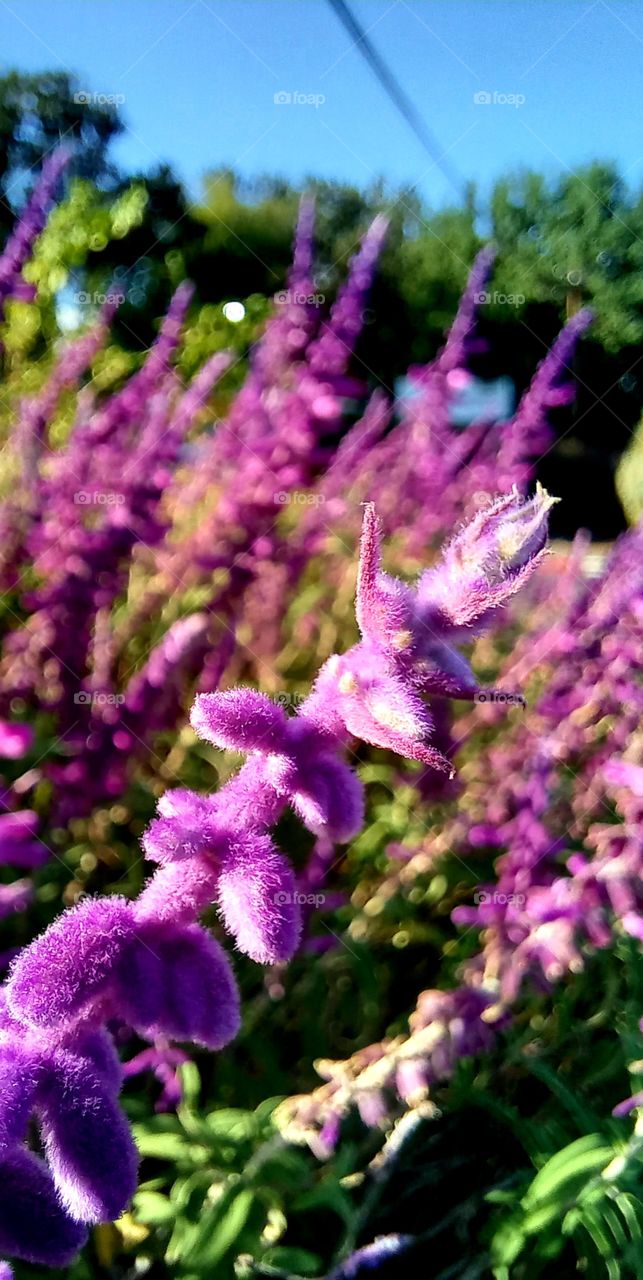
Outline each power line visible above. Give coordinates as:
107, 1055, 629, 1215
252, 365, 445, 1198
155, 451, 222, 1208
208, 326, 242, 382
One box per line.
327, 0, 465, 200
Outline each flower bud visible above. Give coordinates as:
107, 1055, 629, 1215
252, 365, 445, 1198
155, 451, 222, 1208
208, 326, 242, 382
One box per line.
417, 484, 557, 631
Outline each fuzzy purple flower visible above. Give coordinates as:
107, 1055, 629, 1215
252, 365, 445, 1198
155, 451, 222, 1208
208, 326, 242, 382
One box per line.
0, 495, 553, 1268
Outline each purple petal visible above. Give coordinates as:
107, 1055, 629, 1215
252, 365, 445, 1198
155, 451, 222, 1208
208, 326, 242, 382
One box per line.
38, 1048, 138, 1222
113, 921, 240, 1049
6, 896, 136, 1028
417, 486, 556, 631
338, 659, 453, 775
0, 1149, 87, 1267
292, 756, 364, 842
217, 833, 301, 962
356, 504, 414, 648
142, 799, 218, 864
0, 722, 33, 760
612, 1091, 643, 1118
604, 760, 643, 797
191, 689, 287, 752
0, 1044, 40, 1146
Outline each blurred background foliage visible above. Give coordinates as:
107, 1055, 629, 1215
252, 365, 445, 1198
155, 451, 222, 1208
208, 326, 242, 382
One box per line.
2, 70, 643, 537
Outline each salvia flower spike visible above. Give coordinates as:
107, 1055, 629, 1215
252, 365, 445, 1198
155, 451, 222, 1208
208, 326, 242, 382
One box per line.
0, 498, 551, 1268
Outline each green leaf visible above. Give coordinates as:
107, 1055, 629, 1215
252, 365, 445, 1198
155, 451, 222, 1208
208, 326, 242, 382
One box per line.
132, 1190, 175, 1226
133, 1128, 197, 1162
261, 1245, 322, 1276
524, 1134, 613, 1211
169, 1170, 212, 1213
178, 1060, 202, 1108
204, 1108, 259, 1143
490, 1215, 527, 1268
182, 1186, 260, 1269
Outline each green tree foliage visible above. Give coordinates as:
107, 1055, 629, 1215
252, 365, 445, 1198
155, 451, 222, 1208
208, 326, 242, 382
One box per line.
0, 70, 121, 228
490, 164, 643, 351
3, 69, 643, 537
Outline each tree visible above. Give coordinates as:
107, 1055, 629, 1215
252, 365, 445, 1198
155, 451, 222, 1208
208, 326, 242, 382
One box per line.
490, 164, 643, 351
0, 71, 122, 234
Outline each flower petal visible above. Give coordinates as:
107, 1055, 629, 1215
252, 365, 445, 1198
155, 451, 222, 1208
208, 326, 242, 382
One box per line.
191, 689, 287, 752
38, 1048, 138, 1223
217, 833, 301, 963
0, 1149, 87, 1267
292, 756, 364, 842
6, 896, 136, 1029
113, 921, 240, 1049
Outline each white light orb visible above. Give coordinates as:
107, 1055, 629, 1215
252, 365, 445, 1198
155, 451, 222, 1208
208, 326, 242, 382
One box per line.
222, 301, 245, 323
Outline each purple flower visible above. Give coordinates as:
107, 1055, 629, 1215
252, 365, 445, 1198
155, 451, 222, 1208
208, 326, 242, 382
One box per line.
122, 1043, 189, 1112
36, 1043, 138, 1221
0, 150, 70, 322
0, 1149, 88, 1267
191, 689, 365, 841
328, 1234, 413, 1277
112, 920, 240, 1049
0, 722, 32, 760
416, 485, 557, 632
0, 812, 46, 869
6, 896, 137, 1029
0, 493, 552, 1268
612, 1092, 643, 1118
0, 881, 33, 920
305, 496, 553, 773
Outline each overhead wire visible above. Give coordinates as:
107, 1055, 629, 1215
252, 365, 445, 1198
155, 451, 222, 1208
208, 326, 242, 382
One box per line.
327, 0, 466, 200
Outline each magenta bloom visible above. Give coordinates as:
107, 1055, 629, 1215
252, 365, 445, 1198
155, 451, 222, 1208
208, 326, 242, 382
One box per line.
0, 722, 33, 760
0, 496, 554, 1269
416, 484, 557, 632
191, 689, 365, 842
306, 495, 549, 772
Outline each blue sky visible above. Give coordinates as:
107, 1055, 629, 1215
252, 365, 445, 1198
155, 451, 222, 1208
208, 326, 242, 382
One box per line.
2, 0, 643, 206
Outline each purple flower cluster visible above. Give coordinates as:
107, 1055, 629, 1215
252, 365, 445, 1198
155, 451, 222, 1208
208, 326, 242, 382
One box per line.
0, 182, 391, 829
450, 522, 643, 1000
0, 156, 592, 850
1, 154, 634, 1270
0, 493, 551, 1268
278, 984, 504, 1159
0, 150, 69, 322
277, 519, 642, 1155
0, 726, 42, 928
242, 251, 592, 677
0, 280, 235, 820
